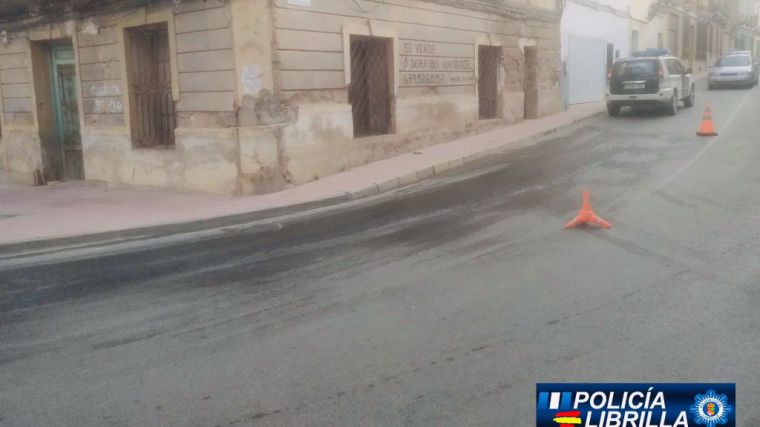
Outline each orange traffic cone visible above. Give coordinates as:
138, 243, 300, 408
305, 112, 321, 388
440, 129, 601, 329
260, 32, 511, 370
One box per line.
564, 189, 612, 229
696, 105, 718, 137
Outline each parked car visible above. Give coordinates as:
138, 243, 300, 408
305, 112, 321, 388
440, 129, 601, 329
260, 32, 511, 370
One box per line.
708, 53, 758, 89
605, 54, 695, 116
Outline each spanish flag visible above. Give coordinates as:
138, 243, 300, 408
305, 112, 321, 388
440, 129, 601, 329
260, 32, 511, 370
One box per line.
553, 411, 582, 427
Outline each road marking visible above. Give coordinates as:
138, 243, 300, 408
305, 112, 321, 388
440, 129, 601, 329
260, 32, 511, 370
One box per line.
660, 89, 752, 187
606, 89, 753, 212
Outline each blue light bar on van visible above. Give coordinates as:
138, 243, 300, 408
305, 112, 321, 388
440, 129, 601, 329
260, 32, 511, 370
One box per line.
632, 48, 672, 57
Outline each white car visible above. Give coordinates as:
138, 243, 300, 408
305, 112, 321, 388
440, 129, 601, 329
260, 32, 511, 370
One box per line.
605, 53, 696, 116
708, 53, 758, 89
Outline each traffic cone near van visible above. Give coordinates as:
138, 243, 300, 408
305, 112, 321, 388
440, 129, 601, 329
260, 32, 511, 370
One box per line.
697, 105, 718, 136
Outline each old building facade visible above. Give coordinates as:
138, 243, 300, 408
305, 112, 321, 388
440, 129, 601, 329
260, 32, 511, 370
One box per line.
629, 0, 753, 74
727, 0, 760, 54
0, 0, 563, 195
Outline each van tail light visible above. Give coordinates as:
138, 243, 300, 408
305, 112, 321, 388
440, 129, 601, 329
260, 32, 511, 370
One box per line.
658, 64, 664, 81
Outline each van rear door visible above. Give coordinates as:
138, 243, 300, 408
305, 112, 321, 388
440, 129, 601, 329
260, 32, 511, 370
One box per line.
610, 59, 660, 95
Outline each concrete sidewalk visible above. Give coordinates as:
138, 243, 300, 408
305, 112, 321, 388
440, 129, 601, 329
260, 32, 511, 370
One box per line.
0, 102, 604, 250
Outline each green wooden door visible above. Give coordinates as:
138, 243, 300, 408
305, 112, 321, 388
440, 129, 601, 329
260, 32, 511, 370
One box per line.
50, 44, 84, 180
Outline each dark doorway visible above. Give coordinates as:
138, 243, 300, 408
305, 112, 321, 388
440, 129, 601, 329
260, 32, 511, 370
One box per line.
523, 46, 538, 119
125, 23, 176, 148
606, 43, 614, 73
478, 45, 500, 120
31, 41, 84, 181
349, 35, 392, 138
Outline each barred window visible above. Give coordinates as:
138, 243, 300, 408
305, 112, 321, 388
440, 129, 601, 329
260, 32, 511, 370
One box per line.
125, 23, 176, 148
349, 35, 392, 138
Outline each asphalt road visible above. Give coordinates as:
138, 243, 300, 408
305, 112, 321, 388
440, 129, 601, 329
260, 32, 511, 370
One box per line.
2, 81, 760, 427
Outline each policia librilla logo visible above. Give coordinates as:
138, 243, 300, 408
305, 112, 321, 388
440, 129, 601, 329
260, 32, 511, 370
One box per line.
537, 384, 735, 427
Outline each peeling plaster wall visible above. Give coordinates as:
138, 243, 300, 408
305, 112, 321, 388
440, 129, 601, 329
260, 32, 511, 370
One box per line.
229, 0, 292, 194
0, 0, 561, 195
0, 130, 41, 183
271, 0, 562, 187
80, 128, 239, 194
0, 34, 37, 184
0, 0, 241, 193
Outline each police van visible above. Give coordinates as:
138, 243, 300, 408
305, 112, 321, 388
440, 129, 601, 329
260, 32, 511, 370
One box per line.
605, 49, 696, 116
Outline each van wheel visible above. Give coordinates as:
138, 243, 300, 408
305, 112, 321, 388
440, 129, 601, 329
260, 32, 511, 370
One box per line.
665, 91, 678, 116
684, 85, 695, 107
607, 103, 621, 117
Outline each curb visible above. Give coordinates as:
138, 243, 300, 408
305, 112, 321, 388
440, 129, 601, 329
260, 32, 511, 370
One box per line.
344, 108, 604, 199
0, 108, 604, 258
0, 195, 348, 257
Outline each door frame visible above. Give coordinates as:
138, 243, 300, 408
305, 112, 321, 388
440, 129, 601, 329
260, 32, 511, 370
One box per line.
477, 44, 502, 120
523, 45, 539, 119
48, 42, 84, 180
348, 35, 394, 138
566, 35, 607, 105
475, 36, 504, 120
342, 23, 398, 136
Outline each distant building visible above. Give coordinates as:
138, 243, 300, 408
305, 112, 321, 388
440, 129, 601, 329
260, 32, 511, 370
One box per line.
726, 0, 760, 54
560, 0, 632, 106
628, 0, 760, 74
0, 0, 563, 195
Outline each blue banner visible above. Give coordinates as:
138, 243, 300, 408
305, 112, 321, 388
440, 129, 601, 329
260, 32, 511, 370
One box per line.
536, 383, 735, 427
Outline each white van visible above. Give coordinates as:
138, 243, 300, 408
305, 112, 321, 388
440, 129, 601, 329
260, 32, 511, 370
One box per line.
605, 54, 696, 116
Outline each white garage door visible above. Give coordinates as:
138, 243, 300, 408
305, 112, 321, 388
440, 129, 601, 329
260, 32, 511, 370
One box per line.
567, 37, 606, 105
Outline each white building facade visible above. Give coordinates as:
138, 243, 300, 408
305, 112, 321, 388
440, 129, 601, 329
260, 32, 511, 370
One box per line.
561, 0, 632, 106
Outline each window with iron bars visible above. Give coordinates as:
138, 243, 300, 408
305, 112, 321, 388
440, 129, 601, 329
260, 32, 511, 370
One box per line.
349, 35, 393, 138
125, 23, 176, 148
